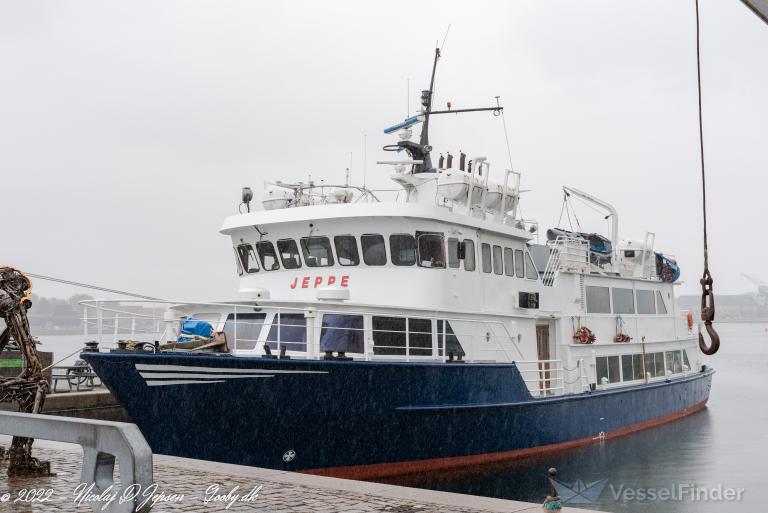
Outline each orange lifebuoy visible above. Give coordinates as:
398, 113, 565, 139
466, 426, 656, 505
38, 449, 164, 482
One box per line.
687, 311, 694, 331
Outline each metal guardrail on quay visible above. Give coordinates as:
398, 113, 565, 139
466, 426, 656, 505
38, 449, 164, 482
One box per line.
0, 411, 153, 513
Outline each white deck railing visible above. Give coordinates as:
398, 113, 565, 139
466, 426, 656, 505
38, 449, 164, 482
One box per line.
542, 236, 590, 286
79, 299, 525, 364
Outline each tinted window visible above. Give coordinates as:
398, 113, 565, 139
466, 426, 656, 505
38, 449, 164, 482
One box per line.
224, 313, 266, 351
237, 244, 259, 274
644, 352, 656, 378
372, 316, 406, 355
463, 240, 476, 271
504, 248, 514, 277
656, 291, 668, 314
409, 318, 432, 356
637, 290, 655, 314
361, 234, 386, 266
267, 313, 306, 351
621, 354, 634, 381
437, 319, 465, 357
447, 238, 460, 268
301, 237, 334, 267
682, 349, 691, 370
613, 288, 635, 314
417, 233, 445, 268
234, 247, 244, 276
654, 352, 665, 377
334, 235, 360, 266
525, 252, 538, 280
390, 234, 416, 266
633, 354, 644, 380
320, 314, 363, 353
586, 286, 611, 313
514, 249, 524, 277
492, 246, 503, 275
596, 355, 621, 384
255, 241, 280, 271
481, 243, 492, 273
277, 239, 302, 269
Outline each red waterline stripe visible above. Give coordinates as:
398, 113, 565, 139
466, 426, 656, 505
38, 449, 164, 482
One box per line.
303, 399, 709, 480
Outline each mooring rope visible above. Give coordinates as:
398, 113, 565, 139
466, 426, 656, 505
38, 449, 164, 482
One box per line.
23, 273, 161, 301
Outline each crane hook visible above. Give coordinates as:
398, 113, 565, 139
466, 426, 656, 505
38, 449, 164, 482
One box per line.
698, 268, 720, 355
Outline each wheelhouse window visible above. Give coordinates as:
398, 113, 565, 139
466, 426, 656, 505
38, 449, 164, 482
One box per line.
361, 234, 386, 266
636, 290, 656, 314
447, 238, 460, 268
525, 251, 538, 280
481, 243, 492, 273
224, 313, 267, 351
277, 239, 302, 269
255, 241, 280, 271
334, 235, 360, 266
463, 240, 476, 271
390, 234, 416, 266
586, 286, 611, 314
236, 244, 259, 274
301, 237, 334, 267
613, 288, 635, 314
504, 248, 514, 277
492, 245, 503, 275
656, 291, 668, 314
416, 232, 445, 268
267, 313, 306, 351
320, 314, 363, 353
514, 249, 524, 277
234, 247, 244, 276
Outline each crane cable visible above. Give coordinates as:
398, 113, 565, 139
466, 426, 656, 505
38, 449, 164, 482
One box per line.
694, 0, 720, 355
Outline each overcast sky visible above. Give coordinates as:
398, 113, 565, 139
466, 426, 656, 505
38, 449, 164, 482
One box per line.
1, 0, 766, 302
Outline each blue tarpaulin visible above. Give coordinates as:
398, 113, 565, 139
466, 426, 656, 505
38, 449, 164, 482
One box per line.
655, 253, 681, 283
178, 317, 213, 341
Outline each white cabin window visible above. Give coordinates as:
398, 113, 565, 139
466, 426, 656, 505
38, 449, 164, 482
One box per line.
236, 244, 259, 274
320, 314, 364, 353
596, 355, 620, 384
277, 239, 302, 269
656, 291, 668, 314
372, 316, 406, 355
586, 286, 611, 313
301, 237, 334, 267
267, 313, 307, 351
525, 252, 538, 280
463, 240, 476, 271
492, 245, 503, 275
621, 354, 645, 381
390, 234, 416, 266
417, 233, 446, 268
447, 238, 460, 268
255, 241, 280, 271
224, 313, 266, 351
636, 290, 655, 314
612, 288, 635, 314
514, 249, 524, 278
361, 234, 386, 266
504, 248, 514, 277
408, 318, 432, 356
334, 235, 360, 266
665, 350, 683, 374
481, 243, 492, 273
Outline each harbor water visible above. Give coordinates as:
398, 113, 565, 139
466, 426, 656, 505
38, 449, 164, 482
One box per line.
38, 322, 767, 512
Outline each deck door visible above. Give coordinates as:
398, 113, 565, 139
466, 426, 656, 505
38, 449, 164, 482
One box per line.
535, 325, 551, 395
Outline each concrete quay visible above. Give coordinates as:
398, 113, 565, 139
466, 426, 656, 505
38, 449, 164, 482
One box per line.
0, 442, 599, 513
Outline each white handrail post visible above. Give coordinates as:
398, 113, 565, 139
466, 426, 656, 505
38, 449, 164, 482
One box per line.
97, 302, 103, 346
277, 310, 282, 355
83, 306, 88, 339
233, 305, 238, 351
113, 311, 119, 343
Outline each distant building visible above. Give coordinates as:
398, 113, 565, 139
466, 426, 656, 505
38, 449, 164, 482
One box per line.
677, 294, 768, 320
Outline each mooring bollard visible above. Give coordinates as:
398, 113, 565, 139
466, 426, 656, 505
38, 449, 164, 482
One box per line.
542, 467, 562, 510
0, 411, 153, 513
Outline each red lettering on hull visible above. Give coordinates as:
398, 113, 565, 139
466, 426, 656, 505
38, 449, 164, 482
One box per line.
289, 276, 350, 289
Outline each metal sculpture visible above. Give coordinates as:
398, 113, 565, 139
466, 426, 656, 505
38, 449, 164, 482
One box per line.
0, 266, 50, 475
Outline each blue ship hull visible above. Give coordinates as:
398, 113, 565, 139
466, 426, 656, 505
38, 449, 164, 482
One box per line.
82, 352, 713, 478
